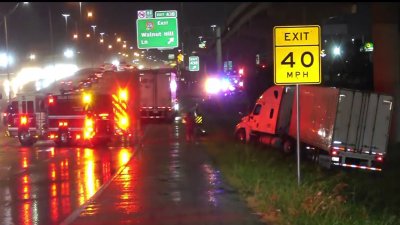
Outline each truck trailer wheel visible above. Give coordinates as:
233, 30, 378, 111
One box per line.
283, 140, 294, 154
18, 130, 34, 147
235, 129, 246, 143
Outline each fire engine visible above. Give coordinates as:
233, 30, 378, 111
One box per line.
5, 70, 141, 147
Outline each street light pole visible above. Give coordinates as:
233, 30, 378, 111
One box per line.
91, 25, 97, 68
79, 2, 82, 21
49, 7, 55, 66
4, 15, 10, 101
216, 26, 222, 73
62, 13, 70, 37
91, 25, 96, 36
3, 3, 22, 101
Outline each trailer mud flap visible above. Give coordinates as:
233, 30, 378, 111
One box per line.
318, 154, 332, 169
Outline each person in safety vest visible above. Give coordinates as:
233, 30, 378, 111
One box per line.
184, 111, 196, 142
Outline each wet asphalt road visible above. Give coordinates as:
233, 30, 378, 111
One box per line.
0, 126, 135, 225
0, 120, 264, 225
68, 122, 264, 225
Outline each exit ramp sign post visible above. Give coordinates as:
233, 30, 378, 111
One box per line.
273, 25, 321, 187
136, 12, 178, 49
273, 25, 321, 85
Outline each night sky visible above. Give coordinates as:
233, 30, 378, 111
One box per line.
0, 2, 240, 61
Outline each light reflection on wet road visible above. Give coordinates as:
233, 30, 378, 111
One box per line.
69, 122, 264, 225
0, 133, 135, 225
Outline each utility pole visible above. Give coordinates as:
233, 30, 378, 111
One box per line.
49, 7, 55, 66
4, 16, 10, 101
216, 26, 222, 73
211, 25, 222, 73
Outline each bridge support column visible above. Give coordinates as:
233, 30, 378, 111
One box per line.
372, 3, 399, 142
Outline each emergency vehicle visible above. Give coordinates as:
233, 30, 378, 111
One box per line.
5, 70, 141, 147
5, 93, 47, 146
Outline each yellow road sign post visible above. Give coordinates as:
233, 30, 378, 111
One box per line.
273, 25, 321, 85
273, 25, 321, 187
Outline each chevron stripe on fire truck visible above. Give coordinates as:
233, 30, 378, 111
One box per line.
112, 94, 128, 131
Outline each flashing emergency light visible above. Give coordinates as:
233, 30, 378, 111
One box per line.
48, 96, 54, 104
118, 117, 129, 130
119, 89, 128, 102
205, 77, 221, 94
84, 117, 94, 140
239, 68, 244, 75
20, 115, 28, 125
85, 118, 93, 128
170, 79, 177, 92
220, 78, 232, 92
83, 93, 92, 104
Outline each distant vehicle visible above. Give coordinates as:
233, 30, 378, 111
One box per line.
59, 80, 74, 94
235, 85, 393, 171
139, 68, 178, 121
100, 63, 117, 72
118, 62, 133, 71
87, 74, 99, 83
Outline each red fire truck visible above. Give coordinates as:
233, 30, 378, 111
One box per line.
5, 70, 141, 147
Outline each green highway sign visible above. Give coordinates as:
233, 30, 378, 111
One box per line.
137, 18, 179, 49
155, 10, 177, 18
189, 56, 200, 71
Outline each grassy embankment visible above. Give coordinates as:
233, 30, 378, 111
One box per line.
202, 100, 400, 225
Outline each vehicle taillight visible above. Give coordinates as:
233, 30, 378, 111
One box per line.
58, 122, 68, 127
330, 149, 338, 156
20, 116, 28, 125
375, 155, 384, 162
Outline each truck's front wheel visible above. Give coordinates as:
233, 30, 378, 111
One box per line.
235, 129, 246, 143
18, 130, 34, 147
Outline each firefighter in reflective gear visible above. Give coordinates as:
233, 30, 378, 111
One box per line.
184, 111, 196, 142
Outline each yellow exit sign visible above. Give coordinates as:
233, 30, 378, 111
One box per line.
273, 25, 321, 85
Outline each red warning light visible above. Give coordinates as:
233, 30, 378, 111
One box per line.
48, 96, 54, 104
